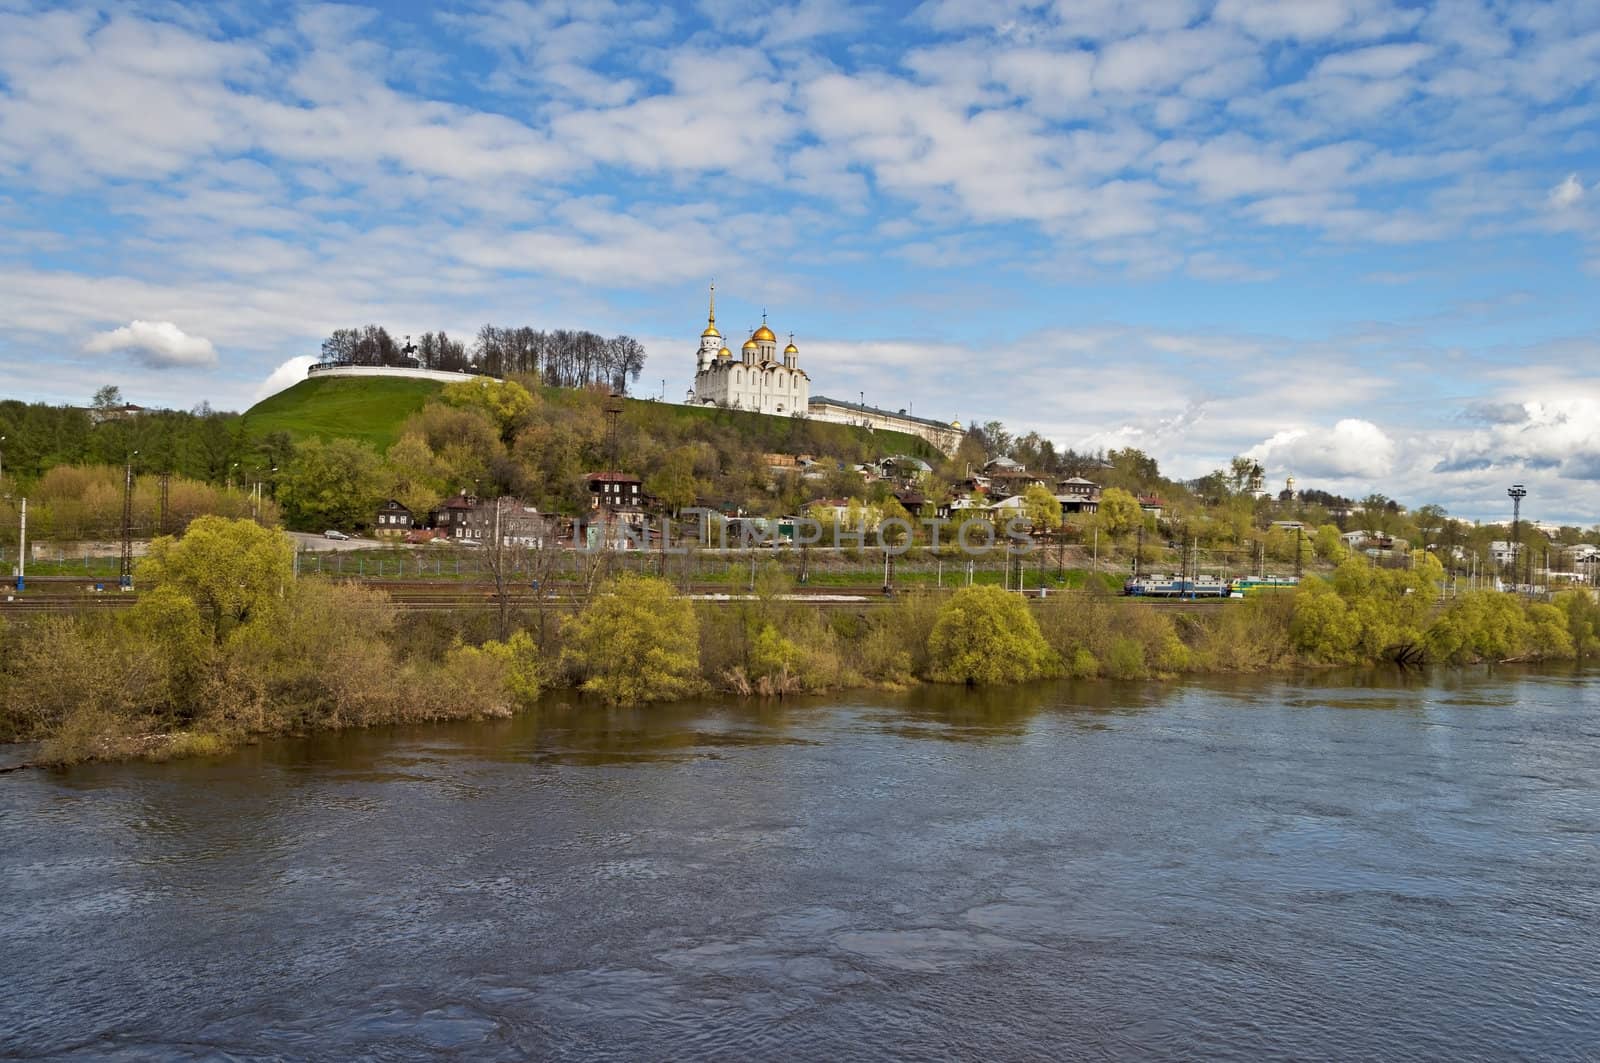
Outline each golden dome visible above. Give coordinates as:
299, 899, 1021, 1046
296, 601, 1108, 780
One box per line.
718, 346, 731, 359
702, 324, 721, 339
742, 338, 758, 350
784, 342, 799, 355
753, 324, 776, 343
951, 419, 962, 430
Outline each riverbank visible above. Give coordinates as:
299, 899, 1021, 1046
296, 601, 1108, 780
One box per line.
3, 556, 1596, 768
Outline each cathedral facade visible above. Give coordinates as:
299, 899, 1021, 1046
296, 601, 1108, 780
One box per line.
688, 285, 809, 416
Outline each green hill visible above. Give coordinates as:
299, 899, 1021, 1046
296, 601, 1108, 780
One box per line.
243, 376, 442, 450
244, 374, 943, 463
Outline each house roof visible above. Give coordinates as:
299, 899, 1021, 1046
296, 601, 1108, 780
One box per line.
1058, 476, 1099, 486
808, 395, 959, 432
584, 471, 642, 483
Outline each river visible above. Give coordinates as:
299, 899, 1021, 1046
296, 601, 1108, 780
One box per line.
3, 669, 1598, 1061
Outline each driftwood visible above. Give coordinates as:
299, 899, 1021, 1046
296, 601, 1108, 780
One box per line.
1390, 643, 1428, 669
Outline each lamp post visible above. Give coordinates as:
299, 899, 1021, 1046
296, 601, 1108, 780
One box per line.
1508, 484, 1526, 593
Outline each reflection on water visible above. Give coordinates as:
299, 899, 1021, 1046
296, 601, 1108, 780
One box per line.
3, 668, 1599, 1061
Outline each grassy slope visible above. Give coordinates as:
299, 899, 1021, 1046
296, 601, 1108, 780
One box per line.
245, 375, 943, 462
537, 386, 941, 462
242, 377, 443, 451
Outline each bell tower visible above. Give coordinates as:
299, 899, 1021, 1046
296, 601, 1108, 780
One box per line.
697, 282, 721, 371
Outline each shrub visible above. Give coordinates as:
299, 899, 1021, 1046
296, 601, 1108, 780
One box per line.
563, 574, 704, 705
926, 585, 1061, 686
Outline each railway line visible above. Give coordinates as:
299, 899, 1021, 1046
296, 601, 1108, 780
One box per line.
1, 577, 1236, 615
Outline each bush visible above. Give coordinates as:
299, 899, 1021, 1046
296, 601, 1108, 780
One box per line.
563, 574, 704, 705
926, 585, 1061, 686
1037, 596, 1189, 678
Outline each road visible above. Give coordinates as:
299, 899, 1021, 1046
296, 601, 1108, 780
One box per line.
286, 531, 386, 553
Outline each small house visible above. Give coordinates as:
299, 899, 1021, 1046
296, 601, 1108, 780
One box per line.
585, 471, 644, 511
373, 499, 414, 538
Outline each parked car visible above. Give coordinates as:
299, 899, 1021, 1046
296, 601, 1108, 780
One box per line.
324, 529, 350, 541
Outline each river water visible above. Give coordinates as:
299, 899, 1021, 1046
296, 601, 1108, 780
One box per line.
3, 670, 1598, 1061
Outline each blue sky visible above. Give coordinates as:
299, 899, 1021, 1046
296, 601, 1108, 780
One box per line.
2, 0, 1599, 521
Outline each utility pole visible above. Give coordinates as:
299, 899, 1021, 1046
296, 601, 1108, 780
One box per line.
158, 472, 171, 536
120, 451, 138, 590
14, 497, 25, 592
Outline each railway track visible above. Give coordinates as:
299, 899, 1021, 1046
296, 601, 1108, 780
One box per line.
2, 577, 1235, 615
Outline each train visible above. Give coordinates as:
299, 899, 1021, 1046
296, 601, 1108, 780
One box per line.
1122, 574, 1300, 598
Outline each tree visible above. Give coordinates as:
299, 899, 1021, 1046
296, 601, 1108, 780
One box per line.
92, 385, 123, 411
1097, 486, 1143, 536
440, 378, 536, 441
1022, 483, 1062, 532
647, 447, 700, 517
1313, 523, 1347, 563
562, 574, 704, 705
277, 437, 385, 531
383, 433, 445, 519
137, 516, 294, 641
927, 585, 1062, 685
1359, 494, 1393, 536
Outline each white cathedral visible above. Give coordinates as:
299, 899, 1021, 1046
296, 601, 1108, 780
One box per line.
688, 284, 810, 416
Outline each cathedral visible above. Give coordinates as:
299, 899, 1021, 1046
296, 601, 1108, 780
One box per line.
688, 285, 809, 416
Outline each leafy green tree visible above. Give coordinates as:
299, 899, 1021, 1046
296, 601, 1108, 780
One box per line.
278, 437, 385, 530
477, 630, 545, 708
1288, 577, 1360, 662
137, 516, 294, 640
927, 585, 1061, 685
647, 446, 700, 516
1097, 486, 1143, 537
440, 378, 537, 440
1313, 523, 1347, 563
124, 586, 213, 713
384, 432, 445, 519
1022, 483, 1062, 532
562, 574, 704, 705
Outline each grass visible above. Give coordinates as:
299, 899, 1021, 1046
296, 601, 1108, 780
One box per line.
242, 376, 443, 450
242, 373, 945, 463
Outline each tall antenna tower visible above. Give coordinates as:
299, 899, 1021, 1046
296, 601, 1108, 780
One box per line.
604, 392, 624, 471
1507, 483, 1526, 591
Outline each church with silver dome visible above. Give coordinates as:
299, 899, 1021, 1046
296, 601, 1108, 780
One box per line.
688, 284, 810, 416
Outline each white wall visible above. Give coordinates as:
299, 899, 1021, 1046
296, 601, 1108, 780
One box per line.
307, 365, 504, 384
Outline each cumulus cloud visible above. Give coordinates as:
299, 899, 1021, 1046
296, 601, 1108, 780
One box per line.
1548, 173, 1585, 208
83, 320, 218, 368
254, 355, 317, 402
1245, 419, 1396, 479
1433, 396, 1600, 478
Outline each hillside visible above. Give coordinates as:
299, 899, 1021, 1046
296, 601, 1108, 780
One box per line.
242, 376, 443, 451
244, 374, 942, 463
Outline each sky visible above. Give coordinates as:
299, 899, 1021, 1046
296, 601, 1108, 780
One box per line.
1, 0, 1598, 523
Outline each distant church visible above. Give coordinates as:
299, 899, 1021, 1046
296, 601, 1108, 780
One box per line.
688, 284, 810, 416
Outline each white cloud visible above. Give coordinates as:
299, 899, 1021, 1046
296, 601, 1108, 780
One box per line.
255, 355, 317, 402
1245, 418, 1396, 479
1549, 172, 1585, 208
83, 320, 219, 368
